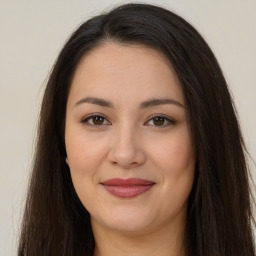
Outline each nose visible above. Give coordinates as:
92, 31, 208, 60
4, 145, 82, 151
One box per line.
107, 124, 146, 169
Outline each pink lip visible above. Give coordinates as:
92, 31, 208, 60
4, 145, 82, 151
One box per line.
101, 178, 155, 198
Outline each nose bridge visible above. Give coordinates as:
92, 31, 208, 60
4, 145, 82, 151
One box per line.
117, 120, 135, 144
107, 120, 146, 168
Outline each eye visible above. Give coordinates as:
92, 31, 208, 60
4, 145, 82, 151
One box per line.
145, 115, 175, 127
81, 114, 111, 126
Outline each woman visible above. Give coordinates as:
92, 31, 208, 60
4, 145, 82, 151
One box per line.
18, 3, 255, 256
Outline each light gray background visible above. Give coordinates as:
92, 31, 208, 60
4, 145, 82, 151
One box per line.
1, 0, 255, 255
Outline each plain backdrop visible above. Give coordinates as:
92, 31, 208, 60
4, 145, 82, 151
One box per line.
0, 0, 255, 255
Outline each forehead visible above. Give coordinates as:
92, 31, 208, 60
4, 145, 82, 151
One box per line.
68, 41, 184, 105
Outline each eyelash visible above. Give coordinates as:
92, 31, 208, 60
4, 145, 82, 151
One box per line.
81, 114, 111, 127
145, 114, 176, 127
81, 114, 175, 128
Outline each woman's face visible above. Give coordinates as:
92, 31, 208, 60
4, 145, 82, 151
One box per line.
65, 42, 195, 235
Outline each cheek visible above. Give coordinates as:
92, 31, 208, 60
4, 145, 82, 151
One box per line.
65, 133, 106, 206
66, 129, 106, 174
152, 129, 195, 202
154, 130, 195, 173
65, 132, 105, 202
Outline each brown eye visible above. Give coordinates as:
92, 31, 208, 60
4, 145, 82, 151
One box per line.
152, 116, 165, 126
92, 116, 104, 125
82, 115, 110, 126
146, 115, 175, 127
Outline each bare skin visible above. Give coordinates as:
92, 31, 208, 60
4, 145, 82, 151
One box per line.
65, 41, 195, 256
92, 210, 186, 256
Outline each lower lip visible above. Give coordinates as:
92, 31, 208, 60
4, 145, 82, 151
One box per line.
102, 184, 154, 198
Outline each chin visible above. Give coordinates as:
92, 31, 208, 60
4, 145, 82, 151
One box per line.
92, 207, 156, 234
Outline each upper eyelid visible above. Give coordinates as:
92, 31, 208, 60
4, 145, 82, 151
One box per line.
81, 113, 175, 126
144, 115, 175, 127
146, 113, 174, 121
144, 113, 175, 124
82, 113, 109, 121
81, 114, 111, 127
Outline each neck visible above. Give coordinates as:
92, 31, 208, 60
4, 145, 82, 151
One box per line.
92, 217, 186, 256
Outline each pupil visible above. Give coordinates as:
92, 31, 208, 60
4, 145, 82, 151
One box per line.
153, 117, 164, 125
93, 116, 104, 125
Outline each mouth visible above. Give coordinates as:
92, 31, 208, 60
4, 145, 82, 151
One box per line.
100, 178, 155, 198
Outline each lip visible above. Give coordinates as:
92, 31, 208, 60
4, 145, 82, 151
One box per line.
101, 178, 155, 198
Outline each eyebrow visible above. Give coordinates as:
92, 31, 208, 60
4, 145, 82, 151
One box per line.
74, 97, 184, 109
74, 97, 114, 108
140, 98, 184, 108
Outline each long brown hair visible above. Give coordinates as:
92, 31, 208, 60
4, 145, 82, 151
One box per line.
18, 3, 255, 256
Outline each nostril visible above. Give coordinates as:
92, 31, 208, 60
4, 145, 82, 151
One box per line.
107, 140, 146, 168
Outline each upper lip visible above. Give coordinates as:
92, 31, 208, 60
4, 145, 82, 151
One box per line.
101, 178, 155, 186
